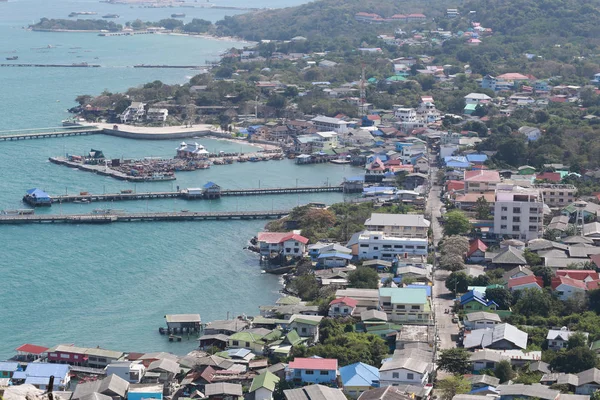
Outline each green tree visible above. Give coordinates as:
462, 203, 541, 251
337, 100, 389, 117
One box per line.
550, 346, 598, 373
437, 348, 472, 375
532, 266, 553, 287
568, 332, 588, 350
445, 271, 470, 294
486, 287, 513, 310
513, 288, 553, 317
589, 289, 600, 314
474, 196, 491, 220
494, 360, 515, 383
347, 267, 379, 289
289, 274, 320, 301
443, 211, 472, 236
524, 249, 542, 267
438, 375, 471, 400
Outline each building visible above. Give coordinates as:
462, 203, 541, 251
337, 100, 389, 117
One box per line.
379, 356, 432, 387
0, 362, 20, 379
464, 93, 492, 105
364, 213, 430, 238
493, 184, 543, 240
463, 323, 528, 350
547, 327, 589, 351
459, 290, 499, 313
227, 331, 266, 355
105, 361, 146, 383
256, 232, 309, 257
576, 368, 600, 395
176, 142, 209, 159
23, 188, 52, 207
311, 116, 349, 133
340, 362, 380, 398
329, 297, 358, 318
128, 384, 163, 400
533, 184, 577, 208
378, 288, 432, 324
464, 170, 501, 193
11, 363, 70, 390
288, 315, 322, 343
335, 288, 380, 309
120, 102, 146, 123
284, 385, 347, 400
73, 374, 130, 400
250, 370, 280, 400
463, 312, 502, 330
202, 182, 222, 199
146, 108, 168, 123
551, 276, 588, 301
507, 275, 544, 292
165, 314, 201, 332
47, 344, 124, 369
286, 358, 338, 384
357, 231, 428, 260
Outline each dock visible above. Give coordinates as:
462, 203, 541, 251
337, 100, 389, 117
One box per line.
0, 63, 100, 68
133, 64, 212, 69
0, 210, 291, 225
51, 186, 343, 203
0, 127, 101, 141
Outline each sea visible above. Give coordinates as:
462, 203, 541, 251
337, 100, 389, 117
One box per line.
0, 0, 363, 359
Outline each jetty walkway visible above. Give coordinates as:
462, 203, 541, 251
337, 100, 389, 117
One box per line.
0, 127, 101, 141
51, 186, 343, 203
0, 210, 290, 225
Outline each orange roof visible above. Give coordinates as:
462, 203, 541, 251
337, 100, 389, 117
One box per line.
551, 276, 588, 291
467, 239, 487, 257
257, 232, 309, 244
464, 170, 501, 183
454, 192, 495, 203
556, 270, 599, 281
508, 275, 543, 289
536, 172, 561, 182
446, 180, 465, 192
330, 297, 358, 308
497, 73, 530, 81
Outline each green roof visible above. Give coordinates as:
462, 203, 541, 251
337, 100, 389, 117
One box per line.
378, 287, 427, 305
250, 370, 280, 392
262, 329, 283, 342
292, 318, 320, 326
252, 316, 288, 326
229, 331, 264, 343
284, 329, 304, 346
386, 75, 407, 82
464, 103, 477, 111
214, 351, 231, 359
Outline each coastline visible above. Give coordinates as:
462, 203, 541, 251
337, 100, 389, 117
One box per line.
162, 31, 256, 46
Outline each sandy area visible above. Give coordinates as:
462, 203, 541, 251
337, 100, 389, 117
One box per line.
92, 122, 214, 134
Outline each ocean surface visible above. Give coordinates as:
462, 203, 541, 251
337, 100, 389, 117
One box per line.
0, 0, 362, 359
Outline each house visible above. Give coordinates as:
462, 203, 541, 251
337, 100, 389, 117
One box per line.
519, 126, 542, 141
394, 325, 435, 350
308, 243, 352, 261
486, 246, 527, 269
227, 331, 266, 355
250, 370, 280, 400
165, 314, 201, 332
361, 309, 389, 328
357, 386, 420, 400
147, 358, 181, 383
73, 374, 130, 400
284, 385, 347, 400
551, 276, 588, 300
379, 356, 433, 387
47, 344, 124, 368
507, 275, 544, 291
497, 384, 560, 400
556, 270, 599, 282
286, 358, 338, 384
120, 102, 146, 123
329, 297, 358, 317
128, 384, 163, 400
256, 232, 309, 257
146, 108, 168, 123
0, 362, 20, 379
467, 374, 500, 390
288, 315, 323, 343
340, 362, 380, 398
11, 363, 70, 390
463, 323, 528, 350
463, 311, 502, 330
106, 361, 146, 383
204, 382, 243, 400
311, 116, 349, 133
470, 349, 540, 371
467, 239, 488, 263
576, 368, 600, 395
23, 188, 52, 206
378, 287, 432, 324
202, 182, 222, 199
464, 93, 492, 105
464, 170, 501, 193
318, 252, 353, 268
364, 213, 430, 238
534, 183, 576, 208
335, 288, 380, 309
547, 327, 589, 350
502, 266, 533, 283
459, 290, 498, 313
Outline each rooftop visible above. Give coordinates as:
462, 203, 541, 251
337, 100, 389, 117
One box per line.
364, 213, 430, 228
288, 357, 338, 371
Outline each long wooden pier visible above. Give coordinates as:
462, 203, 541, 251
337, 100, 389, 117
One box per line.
0, 127, 101, 141
0, 210, 290, 225
51, 186, 343, 203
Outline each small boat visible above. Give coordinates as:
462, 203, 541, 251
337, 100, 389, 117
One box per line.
73, 199, 90, 204
102, 14, 119, 18
6, 56, 18, 60
168, 335, 182, 342
171, 13, 185, 18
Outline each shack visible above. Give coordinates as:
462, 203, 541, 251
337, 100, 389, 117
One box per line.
23, 188, 52, 207
164, 314, 201, 333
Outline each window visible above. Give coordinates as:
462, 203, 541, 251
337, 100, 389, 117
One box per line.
360, 244, 368, 248
74, 355, 79, 360
512, 225, 520, 232
529, 226, 538, 232
411, 305, 420, 310
407, 373, 414, 380
417, 246, 426, 249
374, 237, 379, 240
405, 245, 415, 249
501, 206, 508, 212
392, 372, 399, 379
501, 216, 507, 220
559, 199, 564, 202
305, 370, 314, 375
245, 342, 250, 347
530, 208, 538, 213
334, 307, 339, 312
501, 225, 507, 229
232, 340, 239, 346
512, 216, 520, 222
301, 327, 307, 333
383, 302, 391, 306
486, 362, 495, 369
319, 371, 329, 375
383, 253, 392, 258
373, 246, 379, 250
60, 354, 69, 359
394, 245, 403, 249
559, 192, 564, 196
529, 217, 538, 222
383, 245, 392, 249
294, 248, 299, 253
397, 305, 406, 309
286, 248, 291, 253
513, 207, 521, 213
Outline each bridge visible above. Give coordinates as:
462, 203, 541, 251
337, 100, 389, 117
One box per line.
0, 210, 291, 225
50, 186, 343, 203
0, 126, 102, 141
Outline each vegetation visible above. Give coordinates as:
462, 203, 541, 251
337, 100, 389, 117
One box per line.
347, 267, 380, 289
443, 211, 472, 237
30, 18, 122, 31
437, 348, 472, 375
439, 235, 469, 271
437, 375, 471, 400
494, 360, 515, 383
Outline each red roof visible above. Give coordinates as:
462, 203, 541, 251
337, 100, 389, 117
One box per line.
587, 280, 600, 290
467, 239, 488, 257
289, 357, 338, 370
507, 275, 543, 289
390, 14, 407, 19
536, 172, 561, 182
556, 270, 599, 281
329, 297, 358, 308
551, 276, 588, 291
497, 73, 529, 81
257, 232, 309, 244
385, 159, 403, 166
464, 170, 501, 183
446, 180, 465, 192
16, 344, 49, 355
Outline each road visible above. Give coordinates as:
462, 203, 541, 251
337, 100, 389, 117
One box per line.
427, 163, 459, 379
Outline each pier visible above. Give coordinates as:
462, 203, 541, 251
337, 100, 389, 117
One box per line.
0, 127, 101, 141
0, 210, 291, 225
50, 186, 343, 203
133, 64, 213, 69
0, 63, 100, 68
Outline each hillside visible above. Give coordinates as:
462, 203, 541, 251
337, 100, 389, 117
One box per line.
215, 0, 447, 41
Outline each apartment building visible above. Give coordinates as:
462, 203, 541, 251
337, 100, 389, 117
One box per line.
533, 183, 576, 208
364, 213, 430, 238
493, 184, 543, 240
378, 287, 432, 323
464, 170, 502, 193
357, 231, 428, 261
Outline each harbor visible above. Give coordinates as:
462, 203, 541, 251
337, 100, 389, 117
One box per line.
0, 209, 291, 224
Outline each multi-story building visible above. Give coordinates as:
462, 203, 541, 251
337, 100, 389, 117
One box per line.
47, 345, 123, 369
364, 213, 430, 238
493, 184, 543, 240
256, 232, 309, 257
378, 287, 432, 323
464, 170, 502, 193
533, 183, 577, 208
310, 116, 349, 133
357, 231, 428, 260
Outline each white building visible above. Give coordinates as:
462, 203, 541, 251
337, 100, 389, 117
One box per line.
146, 108, 168, 123
364, 213, 430, 238
493, 184, 543, 240
547, 327, 589, 351
357, 231, 427, 261
256, 232, 309, 257
379, 357, 432, 387
120, 102, 146, 123
105, 361, 146, 383
311, 116, 349, 133
464, 93, 492, 105
313, 131, 339, 150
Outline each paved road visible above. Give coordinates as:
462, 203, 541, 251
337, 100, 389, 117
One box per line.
427, 164, 459, 378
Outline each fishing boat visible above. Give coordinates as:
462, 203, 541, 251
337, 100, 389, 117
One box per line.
6, 56, 18, 61
144, 172, 176, 182
73, 199, 90, 204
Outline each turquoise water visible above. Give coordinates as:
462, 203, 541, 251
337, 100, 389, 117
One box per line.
0, 0, 361, 359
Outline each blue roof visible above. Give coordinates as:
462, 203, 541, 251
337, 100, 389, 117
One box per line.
203, 181, 218, 189
466, 154, 488, 163
0, 362, 19, 372
406, 284, 432, 296
471, 386, 499, 394
459, 290, 498, 307
446, 161, 470, 168
26, 188, 50, 199
25, 376, 55, 386
318, 253, 352, 260
340, 362, 380, 387
444, 156, 467, 163
15, 363, 69, 380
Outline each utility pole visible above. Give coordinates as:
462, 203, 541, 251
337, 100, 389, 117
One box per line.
359, 62, 367, 117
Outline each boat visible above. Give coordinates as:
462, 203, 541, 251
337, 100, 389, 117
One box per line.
171, 13, 185, 17
1, 209, 34, 216
168, 335, 182, 342
92, 208, 124, 215
62, 117, 86, 126
102, 14, 119, 18
144, 172, 176, 182
73, 199, 90, 204
6, 56, 18, 61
